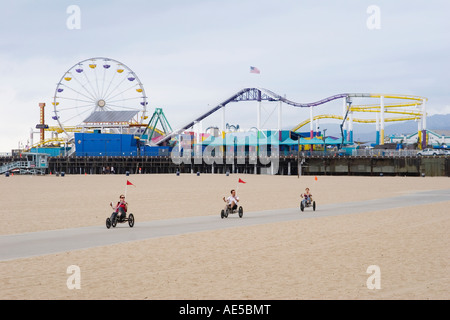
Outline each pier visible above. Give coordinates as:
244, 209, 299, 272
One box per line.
2, 154, 448, 177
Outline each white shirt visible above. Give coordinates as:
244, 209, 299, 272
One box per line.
226, 195, 239, 205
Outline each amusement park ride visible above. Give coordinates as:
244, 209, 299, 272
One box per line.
28, 57, 168, 154
26, 57, 430, 156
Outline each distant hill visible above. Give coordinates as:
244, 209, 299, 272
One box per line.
433, 130, 450, 136
384, 113, 450, 135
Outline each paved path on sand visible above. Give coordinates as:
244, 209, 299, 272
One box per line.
1, 189, 449, 261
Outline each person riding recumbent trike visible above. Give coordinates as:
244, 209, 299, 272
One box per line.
300, 187, 316, 212
220, 189, 244, 219
106, 194, 135, 229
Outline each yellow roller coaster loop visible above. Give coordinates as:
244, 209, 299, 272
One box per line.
349, 108, 422, 116
292, 114, 421, 131
291, 93, 426, 133
350, 102, 421, 109
45, 126, 83, 134
44, 125, 165, 141
369, 94, 427, 102
25, 137, 68, 151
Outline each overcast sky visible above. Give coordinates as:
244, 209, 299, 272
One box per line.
0, 0, 449, 151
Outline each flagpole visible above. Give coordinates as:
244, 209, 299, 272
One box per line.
236, 178, 245, 195
125, 180, 135, 198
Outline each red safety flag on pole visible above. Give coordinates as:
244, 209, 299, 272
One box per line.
127, 180, 135, 186
238, 178, 246, 184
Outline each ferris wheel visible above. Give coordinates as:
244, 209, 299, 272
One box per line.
52, 57, 148, 135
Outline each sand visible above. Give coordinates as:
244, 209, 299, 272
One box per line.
0, 174, 449, 299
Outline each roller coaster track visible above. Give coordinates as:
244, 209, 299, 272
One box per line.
45, 123, 165, 138
24, 137, 67, 151
292, 114, 421, 131
154, 88, 427, 145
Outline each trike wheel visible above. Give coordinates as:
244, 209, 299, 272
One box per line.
238, 206, 243, 218
313, 201, 316, 211
221, 210, 225, 219
128, 213, 135, 227
111, 217, 117, 228
224, 208, 229, 218
300, 202, 304, 212
106, 218, 111, 229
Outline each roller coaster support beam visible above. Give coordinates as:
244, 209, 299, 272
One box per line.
380, 96, 385, 145
376, 113, 380, 145
278, 100, 282, 135
222, 105, 226, 138
257, 89, 261, 132
418, 115, 423, 149
349, 111, 354, 143
340, 96, 352, 146
342, 98, 347, 140
422, 99, 427, 149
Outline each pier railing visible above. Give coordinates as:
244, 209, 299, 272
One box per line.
0, 152, 12, 157
292, 149, 420, 157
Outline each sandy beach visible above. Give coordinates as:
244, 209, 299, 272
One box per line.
0, 174, 449, 299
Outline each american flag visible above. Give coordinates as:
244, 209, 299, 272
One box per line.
250, 66, 260, 74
